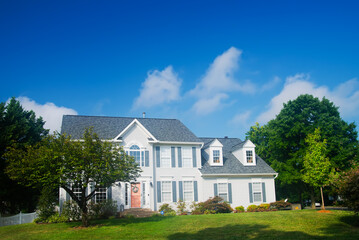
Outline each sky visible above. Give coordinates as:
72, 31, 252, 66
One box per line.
1, 0, 359, 139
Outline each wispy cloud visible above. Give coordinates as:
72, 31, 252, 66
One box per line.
133, 66, 182, 109
14, 96, 78, 133
190, 47, 255, 115
256, 74, 359, 123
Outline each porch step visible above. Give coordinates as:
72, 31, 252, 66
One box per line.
122, 208, 157, 218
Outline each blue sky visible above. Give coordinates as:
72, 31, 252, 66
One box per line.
1, 0, 359, 139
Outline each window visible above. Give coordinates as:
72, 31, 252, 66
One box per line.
183, 181, 194, 201
218, 183, 228, 202
72, 184, 82, 201
252, 182, 262, 202
246, 150, 253, 163
129, 145, 141, 165
182, 147, 192, 168
161, 147, 171, 168
95, 187, 107, 203
162, 181, 172, 202
213, 150, 220, 163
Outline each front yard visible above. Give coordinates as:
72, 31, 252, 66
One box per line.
0, 210, 358, 240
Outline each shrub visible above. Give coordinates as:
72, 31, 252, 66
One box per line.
151, 213, 162, 217
235, 206, 245, 213
269, 200, 292, 210
164, 211, 177, 217
190, 196, 233, 215
247, 205, 258, 212
47, 213, 68, 223
36, 186, 58, 223
124, 214, 135, 219
62, 201, 81, 221
89, 200, 118, 219
176, 200, 187, 215
204, 209, 216, 214
258, 204, 270, 211
159, 203, 175, 214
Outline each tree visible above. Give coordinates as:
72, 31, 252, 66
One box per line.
246, 94, 358, 206
0, 97, 48, 213
302, 128, 332, 210
335, 162, 359, 213
5, 128, 141, 226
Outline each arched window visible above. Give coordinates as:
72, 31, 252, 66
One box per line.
129, 144, 141, 164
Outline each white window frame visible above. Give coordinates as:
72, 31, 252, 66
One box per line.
128, 144, 144, 166
72, 183, 82, 201
252, 182, 262, 203
210, 147, 223, 166
183, 181, 194, 202
218, 183, 228, 202
160, 146, 171, 168
246, 150, 254, 164
213, 150, 220, 163
182, 147, 192, 168
95, 186, 107, 203
161, 181, 172, 202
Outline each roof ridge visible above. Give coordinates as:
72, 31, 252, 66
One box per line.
63, 115, 179, 121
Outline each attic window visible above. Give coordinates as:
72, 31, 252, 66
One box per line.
213, 150, 220, 163
246, 150, 253, 163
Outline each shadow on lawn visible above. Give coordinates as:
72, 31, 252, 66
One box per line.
167, 222, 356, 240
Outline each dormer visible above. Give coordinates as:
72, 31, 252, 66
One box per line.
206, 139, 224, 166
232, 140, 256, 166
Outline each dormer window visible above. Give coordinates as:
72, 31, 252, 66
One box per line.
213, 150, 220, 163
246, 150, 253, 163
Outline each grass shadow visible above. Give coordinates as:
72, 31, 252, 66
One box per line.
339, 214, 359, 227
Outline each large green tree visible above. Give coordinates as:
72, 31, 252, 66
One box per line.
0, 97, 48, 213
246, 94, 358, 205
5, 128, 141, 226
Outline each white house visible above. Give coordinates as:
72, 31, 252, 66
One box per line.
59, 115, 277, 211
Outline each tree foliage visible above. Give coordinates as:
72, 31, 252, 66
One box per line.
0, 97, 48, 213
246, 94, 358, 203
5, 128, 141, 226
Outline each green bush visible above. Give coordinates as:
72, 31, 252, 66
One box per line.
258, 204, 270, 211
190, 196, 233, 215
36, 186, 58, 223
124, 214, 135, 219
247, 205, 258, 212
62, 201, 81, 221
159, 203, 175, 214
164, 211, 177, 217
151, 213, 162, 217
269, 200, 292, 210
177, 200, 187, 215
235, 206, 245, 213
89, 200, 118, 219
47, 213, 68, 223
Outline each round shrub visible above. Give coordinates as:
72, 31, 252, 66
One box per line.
235, 206, 245, 213
246, 205, 258, 212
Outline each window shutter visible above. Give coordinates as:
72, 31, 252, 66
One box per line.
262, 182, 266, 202
172, 181, 177, 202
214, 183, 218, 197
177, 147, 182, 167
179, 181, 183, 201
228, 183, 232, 203
249, 183, 253, 203
66, 191, 70, 201
107, 186, 112, 200
194, 181, 198, 202
156, 146, 160, 168
157, 181, 161, 203
141, 151, 144, 166
171, 147, 176, 168
145, 150, 149, 167
192, 147, 197, 167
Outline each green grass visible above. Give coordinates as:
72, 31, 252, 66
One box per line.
1, 210, 359, 240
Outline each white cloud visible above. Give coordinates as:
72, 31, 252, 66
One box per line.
257, 74, 359, 123
15, 96, 78, 133
261, 76, 281, 92
189, 47, 255, 115
134, 66, 182, 108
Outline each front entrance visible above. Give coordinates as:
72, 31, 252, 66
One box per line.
131, 183, 141, 208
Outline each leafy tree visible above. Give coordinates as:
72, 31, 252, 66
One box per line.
5, 128, 141, 226
246, 94, 358, 206
335, 162, 359, 213
302, 128, 333, 210
0, 97, 48, 213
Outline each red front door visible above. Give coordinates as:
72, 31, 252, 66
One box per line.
131, 183, 141, 208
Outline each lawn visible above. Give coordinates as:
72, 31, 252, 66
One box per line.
1, 210, 358, 240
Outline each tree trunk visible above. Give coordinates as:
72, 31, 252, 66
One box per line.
81, 204, 90, 227
310, 189, 316, 209
320, 187, 325, 210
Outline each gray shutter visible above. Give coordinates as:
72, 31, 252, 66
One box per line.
179, 181, 183, 200
214, 183, 218, 197
145, 150, 149, 167
194, 181, 198, 202
228, 183, 232, 203
177, 147, 182, 168
192, 147, 197, 167
156, 146, 160, 168
249, 183, 253, 203
171, 147, 176, 168
66, 191, 70, 201
172, 181, 177, 202
107, 186, 112, 200
157, 181, 161, 203
141, 151, 144, 166
262, 182, 266, 202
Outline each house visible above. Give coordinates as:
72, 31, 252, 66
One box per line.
59, 115, 277, 211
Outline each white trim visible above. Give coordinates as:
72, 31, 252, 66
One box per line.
155, 141, 204, 147
202, 173, 278, 177
113, 119, 158, 142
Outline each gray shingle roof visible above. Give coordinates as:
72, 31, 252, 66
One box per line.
61, 115, 201, 142
199, 137, 277, 175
